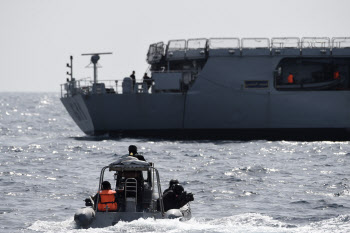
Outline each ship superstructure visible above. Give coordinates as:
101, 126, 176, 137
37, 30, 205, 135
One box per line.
60, 37, 350, 139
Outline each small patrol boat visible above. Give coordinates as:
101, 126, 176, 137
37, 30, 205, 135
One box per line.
74, 156, 191, 228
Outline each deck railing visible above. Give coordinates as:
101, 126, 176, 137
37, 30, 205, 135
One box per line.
158, 37, 349, 53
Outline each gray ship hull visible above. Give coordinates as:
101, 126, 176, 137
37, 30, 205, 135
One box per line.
61, 37, 350, 139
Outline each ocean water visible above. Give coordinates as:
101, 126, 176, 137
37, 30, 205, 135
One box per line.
1, 93, 350, 233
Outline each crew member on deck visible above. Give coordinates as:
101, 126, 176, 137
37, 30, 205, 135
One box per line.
128, 145, 146, 161
130, 71, 136, 88
143, 73, 152, 90
287, 72, 294, 84
95, 181, 118, 212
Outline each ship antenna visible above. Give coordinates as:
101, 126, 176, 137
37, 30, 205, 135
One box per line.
66, 55, 73, 80
81, 52, 112, 84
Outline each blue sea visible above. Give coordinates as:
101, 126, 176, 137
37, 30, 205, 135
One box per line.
1, 93, 350, 232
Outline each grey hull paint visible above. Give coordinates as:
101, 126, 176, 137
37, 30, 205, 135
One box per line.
61, 56, 350, 138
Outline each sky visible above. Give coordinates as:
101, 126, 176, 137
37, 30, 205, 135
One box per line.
0, 0, 350, 92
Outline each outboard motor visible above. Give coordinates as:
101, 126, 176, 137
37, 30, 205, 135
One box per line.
165, 209, 183, 219
74, 207, 95, 228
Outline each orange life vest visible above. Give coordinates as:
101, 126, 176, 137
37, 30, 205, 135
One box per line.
288, 74, 294, 84
334, 71, 340, 80
98, 190, 118, 211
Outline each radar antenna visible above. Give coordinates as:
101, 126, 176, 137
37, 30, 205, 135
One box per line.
82, 52, 112, 84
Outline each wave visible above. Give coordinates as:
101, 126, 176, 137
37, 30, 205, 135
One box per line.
27, 213, 350, 233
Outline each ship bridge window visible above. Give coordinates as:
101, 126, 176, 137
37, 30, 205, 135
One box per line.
166, 40, 186, 61
275, 58, 350, 91
147, 42, 164, 64
167, 40, 186, 52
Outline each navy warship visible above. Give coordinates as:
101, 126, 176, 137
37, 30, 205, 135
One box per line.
61, 37, 350, 139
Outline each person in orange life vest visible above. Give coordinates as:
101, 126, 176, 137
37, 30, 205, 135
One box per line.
333, 71, 340, 80
95, 181, 118, 212
287, 72, 294, 84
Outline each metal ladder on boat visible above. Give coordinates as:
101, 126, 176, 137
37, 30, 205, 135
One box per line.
125, 178, 137, 212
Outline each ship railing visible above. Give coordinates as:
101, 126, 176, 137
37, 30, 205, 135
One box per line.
208, 38, 240, 49
301, 37, 330, 48
160, 37, 350, 59
60, 78, 124, 97
241, 38, 270, 49
208, 38, 240, 56
271, 37, 300, 49
241, 38, 271, 56
332, 37, 350, 48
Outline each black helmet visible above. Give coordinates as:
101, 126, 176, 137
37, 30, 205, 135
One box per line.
128, 145, 137, 155
169, 179, 179, 188
173, 184, 184, 195
101, 181, 111, 190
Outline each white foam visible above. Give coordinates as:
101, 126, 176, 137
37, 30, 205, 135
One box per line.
27, 214, 350, 233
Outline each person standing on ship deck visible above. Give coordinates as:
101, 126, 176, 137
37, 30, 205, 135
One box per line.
130, 71, 136, 89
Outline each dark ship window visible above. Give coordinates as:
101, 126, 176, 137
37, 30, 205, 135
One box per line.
274, 58, 350, 91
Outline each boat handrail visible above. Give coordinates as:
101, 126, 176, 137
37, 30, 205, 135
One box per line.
95, 166, 109, 213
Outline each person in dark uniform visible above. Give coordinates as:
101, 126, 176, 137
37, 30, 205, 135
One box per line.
130, 71, 136, 88
162, 184, 194, 212
142, 73, 152, 90
163, 179, 179, 195
128, 145, 146, 161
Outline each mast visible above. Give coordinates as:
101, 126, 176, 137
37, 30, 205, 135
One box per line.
82, 52, 112, 84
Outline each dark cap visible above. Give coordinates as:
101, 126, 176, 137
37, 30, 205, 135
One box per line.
101, 181, 111, 190
169, 179, 179, 187
173, 184, 184, 195
128, 145, 137, 155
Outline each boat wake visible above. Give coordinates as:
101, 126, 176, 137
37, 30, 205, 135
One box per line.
28, 213, 350, 233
